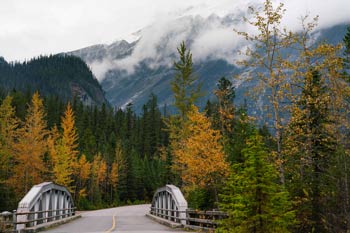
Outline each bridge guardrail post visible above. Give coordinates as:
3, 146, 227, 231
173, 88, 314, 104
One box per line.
13, 210, 16, 233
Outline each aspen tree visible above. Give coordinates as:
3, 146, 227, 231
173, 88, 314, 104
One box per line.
236, 0, 295, 184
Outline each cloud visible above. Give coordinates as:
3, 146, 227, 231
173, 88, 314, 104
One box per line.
1, 0, 348, 79
282, 0, 350, 30
86, 0, 350, 81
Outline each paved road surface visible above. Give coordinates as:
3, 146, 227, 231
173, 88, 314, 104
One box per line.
43, 204, 191, 233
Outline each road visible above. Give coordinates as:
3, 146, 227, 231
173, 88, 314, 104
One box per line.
43, 204, 191, 233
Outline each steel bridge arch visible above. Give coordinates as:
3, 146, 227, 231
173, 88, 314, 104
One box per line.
16, 182, 75, 231
150, 184, 187, 225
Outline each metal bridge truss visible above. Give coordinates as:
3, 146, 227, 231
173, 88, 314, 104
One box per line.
150, 184, 188, 225
16, 182, 75, 231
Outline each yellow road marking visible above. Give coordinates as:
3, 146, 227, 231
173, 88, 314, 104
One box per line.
105, 212, 117, 233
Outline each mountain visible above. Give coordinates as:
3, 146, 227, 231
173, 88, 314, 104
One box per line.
0, 55, 108, 106
68, 13, 349, 113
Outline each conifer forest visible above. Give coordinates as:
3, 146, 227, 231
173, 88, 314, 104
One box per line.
2, 1, 350, 232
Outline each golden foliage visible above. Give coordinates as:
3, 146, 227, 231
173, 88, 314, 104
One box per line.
172, 105, 229, 190
50, 102, 79, 192
0, 96, 18, 184
10, 92, 48, 196
109, 141, 127, 189
74, 154, 91, 199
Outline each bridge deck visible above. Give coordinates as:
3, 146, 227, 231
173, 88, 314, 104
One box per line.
43, 204, 192, 233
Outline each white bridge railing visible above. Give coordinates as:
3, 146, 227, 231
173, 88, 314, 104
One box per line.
150, 184, 188, 225
149, 184, 227, 230
0, 182, 76, 232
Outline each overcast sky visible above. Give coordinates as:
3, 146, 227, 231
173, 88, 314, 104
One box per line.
0, 0, 349, 62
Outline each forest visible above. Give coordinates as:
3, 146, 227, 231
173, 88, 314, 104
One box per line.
1, 0, 350, 232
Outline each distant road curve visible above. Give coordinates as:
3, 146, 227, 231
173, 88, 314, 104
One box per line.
43, 204, 190, 233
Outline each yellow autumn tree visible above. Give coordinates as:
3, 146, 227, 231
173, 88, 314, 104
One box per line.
235, 0, 296, 184
0, 96, 19, 198
50, 103, 79, 192
75, 154, 91, 200
47, 125, 60, 179
10, 92, 48, 196
89, 153, 107, 204
173, 105, 230, 202
109, 140, 127, 201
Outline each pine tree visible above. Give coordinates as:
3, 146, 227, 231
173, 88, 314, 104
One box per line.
10, 92, 48, 196
218, 133, 295, 233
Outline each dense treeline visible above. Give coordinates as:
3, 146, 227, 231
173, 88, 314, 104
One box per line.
0, 55, 107, 106
0, 91, 170, 210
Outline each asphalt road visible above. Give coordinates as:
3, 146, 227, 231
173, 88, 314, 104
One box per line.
43, 204, 191, 233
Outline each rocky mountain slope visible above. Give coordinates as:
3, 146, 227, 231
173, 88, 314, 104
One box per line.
68, 13, 349, 113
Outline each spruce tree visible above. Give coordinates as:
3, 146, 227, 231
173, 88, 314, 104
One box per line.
171, 41, 202, 120
284, 70, 336, 232
218, 133, 295, 233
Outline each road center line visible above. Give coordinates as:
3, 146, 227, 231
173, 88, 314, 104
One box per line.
105, 212, 117, 233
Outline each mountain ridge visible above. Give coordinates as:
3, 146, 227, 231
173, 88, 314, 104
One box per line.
67, 13, 349, 113
0, 55, 108, 106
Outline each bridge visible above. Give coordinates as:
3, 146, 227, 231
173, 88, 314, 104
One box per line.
1, 183, 226, 232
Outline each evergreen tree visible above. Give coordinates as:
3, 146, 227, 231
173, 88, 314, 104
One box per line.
214, 77, 235, 136
284, 70, 336, 232
171, 41, 202, 120
218, 133, 295, 233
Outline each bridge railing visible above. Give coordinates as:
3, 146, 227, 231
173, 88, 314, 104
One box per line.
149, 207, 186, 223
150, 184, 188, 225
186, 209, 228, 230
149, 184, 228, 230
1, 182, 76, 232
